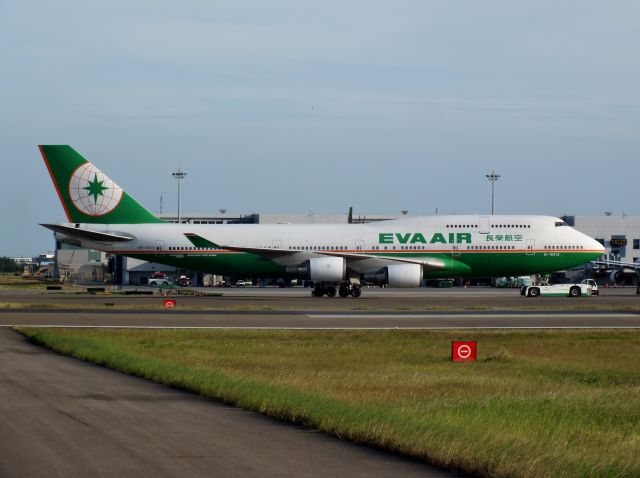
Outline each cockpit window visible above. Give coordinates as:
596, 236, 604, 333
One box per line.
555, 221, 568, 227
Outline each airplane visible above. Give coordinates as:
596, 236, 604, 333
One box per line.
591, 258, 640, 285
39, 145, 605, 298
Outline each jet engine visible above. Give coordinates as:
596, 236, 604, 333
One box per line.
609, 269, 625, 284
363, 263, 423, 288
286, 257, 346, 282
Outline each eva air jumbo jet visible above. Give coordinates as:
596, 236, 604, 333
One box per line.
39, 145, 605, 298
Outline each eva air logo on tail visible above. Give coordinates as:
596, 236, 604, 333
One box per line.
68, 163, 123, 216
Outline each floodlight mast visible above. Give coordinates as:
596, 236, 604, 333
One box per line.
172, 169, 187, 223
485, 170, 501, 215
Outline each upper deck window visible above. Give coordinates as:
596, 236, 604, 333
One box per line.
555, 221, 568, 227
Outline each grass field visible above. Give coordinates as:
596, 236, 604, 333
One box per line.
0, 273, 63, 291
18, 327, 640, 477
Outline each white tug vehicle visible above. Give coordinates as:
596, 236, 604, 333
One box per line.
521, 279, 598, 298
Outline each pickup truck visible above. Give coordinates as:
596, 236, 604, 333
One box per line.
521, 279, 598, 298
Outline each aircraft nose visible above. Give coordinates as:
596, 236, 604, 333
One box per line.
575, 229, 604, 256
585, 235, 605, 255
593, 238, 605, 253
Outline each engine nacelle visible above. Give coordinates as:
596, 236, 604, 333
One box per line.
363, 263, 423, 288
609, 270, 625, 284
286, 257, 346, 282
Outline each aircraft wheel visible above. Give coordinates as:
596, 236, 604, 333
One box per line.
351, 286, 362, 298
312, 286, 326, 297
338, 287, 350, 298
326, 286, 337, 297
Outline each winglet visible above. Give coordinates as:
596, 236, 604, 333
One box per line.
184, 233, 223, 249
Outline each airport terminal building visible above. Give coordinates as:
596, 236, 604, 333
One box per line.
562, 215, 640, 264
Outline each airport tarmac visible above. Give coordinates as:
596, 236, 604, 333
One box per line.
2, 309, 640, 329
1, 286, 639, 329
1, 285, 639, 314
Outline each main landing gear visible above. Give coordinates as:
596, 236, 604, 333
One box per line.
312, 282, 361, 298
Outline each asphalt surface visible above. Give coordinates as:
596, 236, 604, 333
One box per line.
2, 285, 640, 312
2, 309, 640, 328
0, 328, 457, 478
1, 286, 639, 329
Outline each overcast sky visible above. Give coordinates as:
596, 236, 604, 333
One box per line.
1, 1, 639, 256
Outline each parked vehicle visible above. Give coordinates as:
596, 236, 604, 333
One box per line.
176, 275, 191, 287
521, 279, 596, 297
148, 277, 175, 288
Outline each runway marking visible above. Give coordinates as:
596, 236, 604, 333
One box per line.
306, 313, 638, 319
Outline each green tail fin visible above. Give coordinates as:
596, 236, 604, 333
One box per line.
39, 145, 164, 224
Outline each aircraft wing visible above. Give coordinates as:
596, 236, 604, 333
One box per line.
184, 233, 446, 271
184, 233, 295, 259
592, 260, 640, 271
41, 224, 135, 242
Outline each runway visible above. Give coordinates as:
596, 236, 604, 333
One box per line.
2, 309, 640, 329
0, 286, 638, 329
2, 285, 639, 313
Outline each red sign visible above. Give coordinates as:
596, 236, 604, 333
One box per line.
162, 299, 177, 309
452, 341, 477, 362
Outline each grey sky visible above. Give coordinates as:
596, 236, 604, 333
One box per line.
1, 1, 639, 256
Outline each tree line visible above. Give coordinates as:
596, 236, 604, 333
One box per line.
0, 257, 20, 273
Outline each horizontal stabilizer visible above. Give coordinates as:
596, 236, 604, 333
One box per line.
40, 224, 134, 242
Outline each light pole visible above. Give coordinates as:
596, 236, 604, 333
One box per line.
172, 169, 187, 223
485, 170, 500, 215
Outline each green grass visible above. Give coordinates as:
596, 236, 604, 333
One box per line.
17, 327, 640, 477
0, 273, 66, 290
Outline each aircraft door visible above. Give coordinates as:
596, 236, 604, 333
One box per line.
155, 240, 164, 251
479, 216, 490, 234
526, 239, 535, 256
272, 240, 282, 249
355, 239, 365, 251
451, 245, 461, 257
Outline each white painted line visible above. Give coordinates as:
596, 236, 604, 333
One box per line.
306, 313, 638, 319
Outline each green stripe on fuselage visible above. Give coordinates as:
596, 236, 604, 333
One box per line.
126, 250, 598, 279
